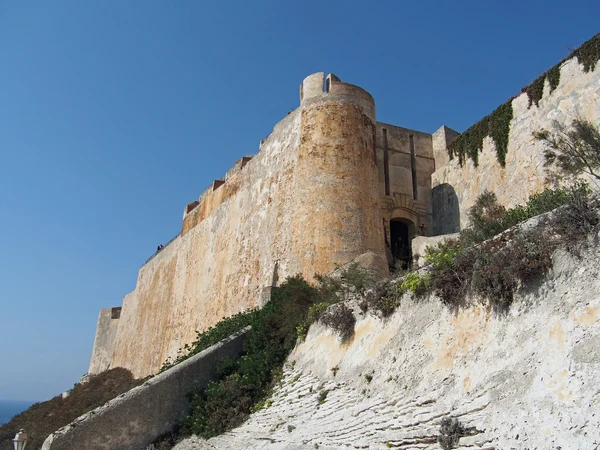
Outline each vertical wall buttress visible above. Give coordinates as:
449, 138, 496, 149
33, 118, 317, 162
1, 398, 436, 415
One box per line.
292, 74, 388, 279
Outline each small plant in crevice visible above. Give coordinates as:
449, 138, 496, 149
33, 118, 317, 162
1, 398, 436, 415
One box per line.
317, 389, 329, 405
438, 417, 466, 450
364, 374, 373, 383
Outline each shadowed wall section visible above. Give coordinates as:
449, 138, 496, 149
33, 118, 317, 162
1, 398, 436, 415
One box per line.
432, 183, 460, 235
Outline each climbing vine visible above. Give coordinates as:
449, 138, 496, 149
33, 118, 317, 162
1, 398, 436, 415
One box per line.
524, 74, 546, 107
547, 65, 561, 93
448, 33, 600, 167
489, 102, 513, 166
448, 101, 513, 168
573, 32, 600, 72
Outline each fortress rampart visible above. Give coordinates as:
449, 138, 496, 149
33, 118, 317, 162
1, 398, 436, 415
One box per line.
90, 37, 600, 378
101, 73, 408, 377
432, 40, 600, 228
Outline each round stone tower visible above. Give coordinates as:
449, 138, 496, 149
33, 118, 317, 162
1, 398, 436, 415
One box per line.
292, 73, 387, 279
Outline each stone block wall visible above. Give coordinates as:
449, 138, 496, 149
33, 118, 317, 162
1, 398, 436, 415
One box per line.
88, 308, 121, 375
375, 123, 435, 233
432, 56, 600, 227
94, 74, 391, 378
110, 109, 302, 378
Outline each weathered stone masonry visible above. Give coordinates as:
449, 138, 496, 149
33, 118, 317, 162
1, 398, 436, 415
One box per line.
90, 49, 600, 378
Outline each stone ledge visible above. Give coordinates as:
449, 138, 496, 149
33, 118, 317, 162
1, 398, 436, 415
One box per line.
43, 327, 250, 450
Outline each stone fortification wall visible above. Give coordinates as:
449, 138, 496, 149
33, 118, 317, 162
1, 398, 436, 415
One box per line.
375, 123, 435, 233
88, 307, 121, 375
375, 123, 433, 201
44, 329, 248, 450
293, 81, 386, 278
98, 73, 389, 378
432, 56, 600, 228
110, 110, 302, 378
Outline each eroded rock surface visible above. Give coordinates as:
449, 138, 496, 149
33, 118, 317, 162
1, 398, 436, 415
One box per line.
175, 248, 600, 450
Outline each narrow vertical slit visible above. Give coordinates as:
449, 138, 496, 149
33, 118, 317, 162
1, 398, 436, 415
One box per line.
410, 134, 417, 200
383, 128, 390, 196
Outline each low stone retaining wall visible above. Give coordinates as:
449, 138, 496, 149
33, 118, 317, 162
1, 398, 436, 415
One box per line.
42, 328, 249, 450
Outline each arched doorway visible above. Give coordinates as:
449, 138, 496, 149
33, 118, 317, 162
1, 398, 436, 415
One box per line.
390, 218, 415, 269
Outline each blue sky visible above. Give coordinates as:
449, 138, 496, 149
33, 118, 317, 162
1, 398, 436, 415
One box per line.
0, 1, 598, 402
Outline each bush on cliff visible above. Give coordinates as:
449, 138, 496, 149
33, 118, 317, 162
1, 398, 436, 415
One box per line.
0, 368, 141, 450
424, 184, 599, 308
180, 275, 321, 438
459, 186, 577, 246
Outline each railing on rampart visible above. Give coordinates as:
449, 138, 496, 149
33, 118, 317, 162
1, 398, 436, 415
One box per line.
143, 232, 180, 266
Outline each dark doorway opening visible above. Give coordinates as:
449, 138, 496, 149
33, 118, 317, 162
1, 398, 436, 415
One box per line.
390, 219, 414, 269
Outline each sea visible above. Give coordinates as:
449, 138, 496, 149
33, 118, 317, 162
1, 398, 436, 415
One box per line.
0, 400, 33, 426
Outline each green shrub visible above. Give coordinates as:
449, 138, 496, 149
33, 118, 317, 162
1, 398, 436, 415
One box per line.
470, 228, 554, 307
425, 240, 461, 271
340, 262, 374, 294
461, 187, 576, 246
521, 187, 572, 217
461, 190, 506, 245
535, 118, 600, 182
295, 322, 308, 341
314, 273, 342, 304
307, 302, 330, 324
180, 275, 321, 439
400, 272, 430, 296
429, 185, 598, 308
550, 185, 600, 254
160, 309, 258, 372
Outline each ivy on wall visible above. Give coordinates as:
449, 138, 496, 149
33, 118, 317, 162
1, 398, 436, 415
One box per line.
448, 102, 513, 167
574, 33, 600, 72
448, 33, 600, 167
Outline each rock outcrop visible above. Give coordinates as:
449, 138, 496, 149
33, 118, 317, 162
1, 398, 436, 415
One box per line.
175, 245, 600, 449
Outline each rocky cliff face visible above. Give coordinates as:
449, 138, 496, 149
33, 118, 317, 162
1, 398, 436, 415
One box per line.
175, 244, 600, 450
